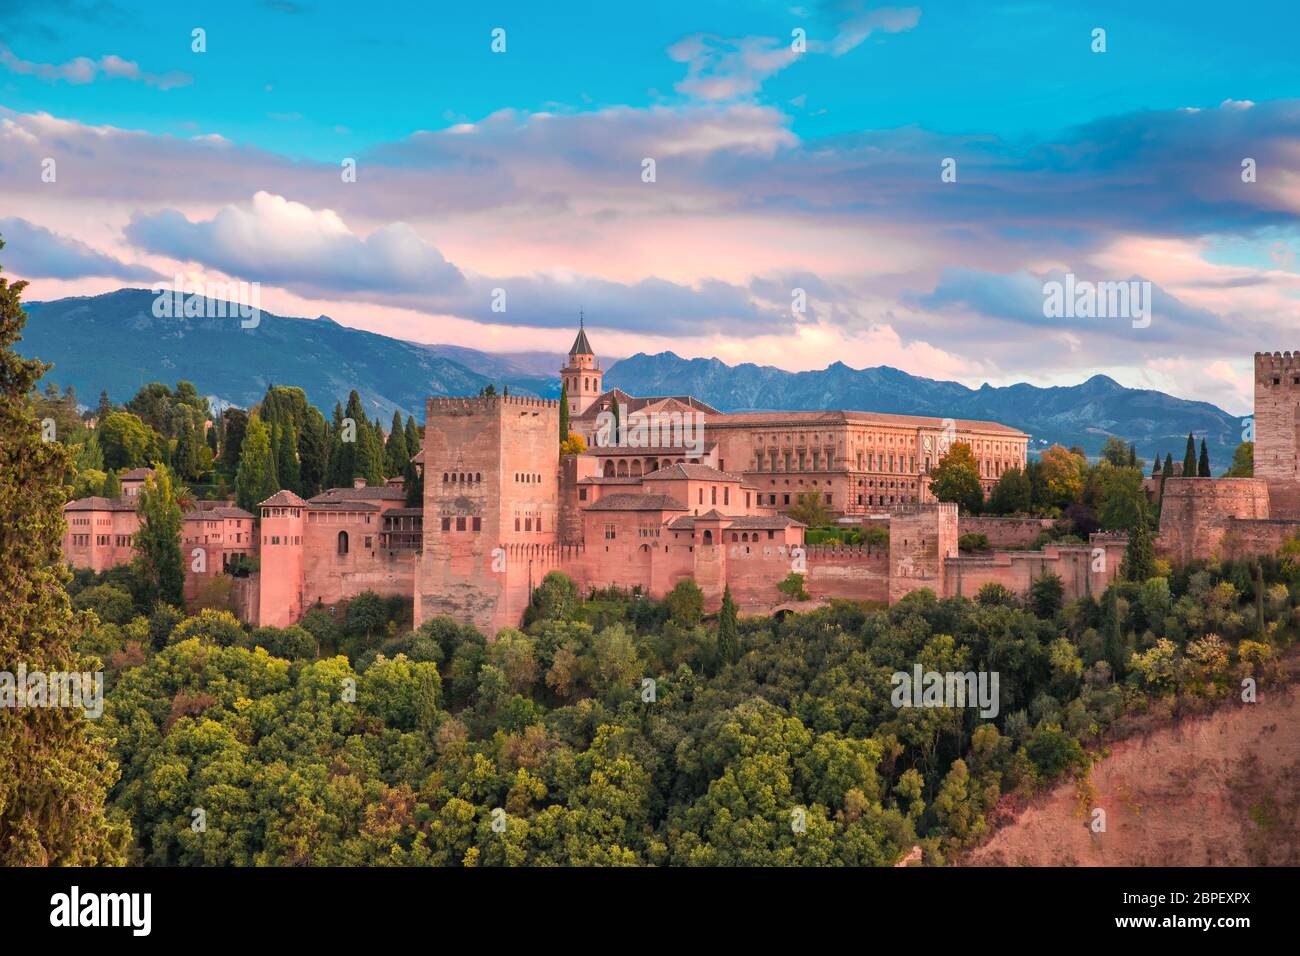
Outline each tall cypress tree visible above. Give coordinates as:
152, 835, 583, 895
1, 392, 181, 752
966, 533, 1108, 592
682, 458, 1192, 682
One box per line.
404, 415, 420, 461
717, 585, 740, 666
102, 468, 122, 498
298, 406, 327, 498
275, 419, 301, 494
1122, 498, 1155, 582
559, 383, 570, 446
1182, 433, 1197, 477
0, 240, 126, 863
235, 415, 278, 513
134, 464, 187, 607
1198, 439, 1211, 477
385, 410, 409, 477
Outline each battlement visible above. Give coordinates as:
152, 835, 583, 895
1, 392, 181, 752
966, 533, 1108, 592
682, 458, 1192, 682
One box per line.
426, 394, 560, 416
892, 501, 959, 517
1255, 351, 1300, 372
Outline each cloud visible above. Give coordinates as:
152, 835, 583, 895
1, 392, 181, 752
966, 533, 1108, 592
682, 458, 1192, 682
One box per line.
122, 192, 791, 336
668, 34, 801, 101
822, 3, 922, 56
0, 216, 162, 280
0, 44, 190, 89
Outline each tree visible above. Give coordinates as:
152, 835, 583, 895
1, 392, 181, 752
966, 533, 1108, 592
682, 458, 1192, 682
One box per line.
987, 465, 1031, 515
928, 442, 983, 513
235, 415, 278, 514
1038, 444, 1087, 509
610, 394, 622, 446
559, 384, 570, 448
219, 407, 248, 475
788, 490, 832, 526
1096, 464, 1145, 531
1029, 573, 1064, 618
1122, 498, 1156, 582
95, 389, 113, 421
173, 412, 199, 481
134, 464, 187, 607
1182, 433, 1197, 478
102, 468, 122, 498
1224, 441, 1253, 478
1100, 436, 1129, 466
274, 420, 301, 495
0, 237, 127, 863
1160, 452, 1173, 505
1198, 438, 1211, 478
666, 579, 703, 627
298, 407, 328, 498
99, 411, 159, 471
717, 585, 740, 665
560, 432, 587, 457
384, 411, 409, 478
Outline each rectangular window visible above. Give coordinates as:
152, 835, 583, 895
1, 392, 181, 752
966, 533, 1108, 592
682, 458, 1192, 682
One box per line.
441, 517, 451, 531
472, 517, 482, 532
456, 517, 466, 531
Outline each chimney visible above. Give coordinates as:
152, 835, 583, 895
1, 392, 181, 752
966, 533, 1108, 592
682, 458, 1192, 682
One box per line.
353, 477, 367, 489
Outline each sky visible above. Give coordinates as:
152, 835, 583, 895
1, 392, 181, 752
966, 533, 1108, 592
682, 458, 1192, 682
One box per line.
2, 0, 1300, 415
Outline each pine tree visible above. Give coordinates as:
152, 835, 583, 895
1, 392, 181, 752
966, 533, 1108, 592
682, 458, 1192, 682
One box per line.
717, 585, 740, 665
1198, 439, 1211, 477
385, 410, 409, 477
404, 414, 420, 461
1182, 433, 1197, 478
1152, 455, 1162, 479
173, 413, 198, 481
134, 464, 187, 607
95, 389, 113, 421
235, 415, 278, 513
102, 468, 122, 498
559, 383, 570, 447
0, 242, 126, 863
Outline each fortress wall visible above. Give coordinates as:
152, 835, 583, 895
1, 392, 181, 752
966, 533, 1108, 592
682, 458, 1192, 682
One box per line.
1255, 351, 1300, 484
944, 536, 1124, 602
1157, 478, 1270, 565
957, 515, 1054, 548
1219, 517, 1300, 560
889, 503, 958, 603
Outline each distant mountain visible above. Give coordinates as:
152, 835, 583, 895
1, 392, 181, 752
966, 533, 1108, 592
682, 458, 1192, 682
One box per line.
18, 289, 552, 421
18, 289, 1243, 468
606, 352, 1243, 469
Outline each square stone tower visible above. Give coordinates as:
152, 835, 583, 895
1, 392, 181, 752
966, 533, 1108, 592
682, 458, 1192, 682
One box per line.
415, 394, 561, 635
888, 502, 958, 603
1254, 351, 1300, 518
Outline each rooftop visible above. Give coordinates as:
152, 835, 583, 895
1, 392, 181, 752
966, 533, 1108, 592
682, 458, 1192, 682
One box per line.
642, 462, 743, 482
584, 493, 687, 512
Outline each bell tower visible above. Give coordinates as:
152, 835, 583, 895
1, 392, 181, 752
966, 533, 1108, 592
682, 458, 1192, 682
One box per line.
561, 311, 602, 417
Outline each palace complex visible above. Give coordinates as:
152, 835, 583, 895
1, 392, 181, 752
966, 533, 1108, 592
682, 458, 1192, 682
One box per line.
62, 324, 1300, 637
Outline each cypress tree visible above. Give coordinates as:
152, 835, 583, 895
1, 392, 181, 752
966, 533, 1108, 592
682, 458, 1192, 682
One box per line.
173, 413, 198, 481
611, 394, 621, 446
275, 419, 301, 494
404, 415, 420, 461
102, 468, 122, 498
1198, 439, 1211, 477
1122, 498, 1155, 582
717, 585, 740, 665
134, 464, 186, 607
1152, 455, 1162, 479
385, 410, 409, 477
235, 415, 278, 513
0, 243, 126, 864
298, 407, 328, 498
1182, 433, 1197, 478
559, 383, 570, 446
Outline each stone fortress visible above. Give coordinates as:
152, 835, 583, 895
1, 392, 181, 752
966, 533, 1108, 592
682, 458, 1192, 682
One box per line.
63, 327, 1300, 636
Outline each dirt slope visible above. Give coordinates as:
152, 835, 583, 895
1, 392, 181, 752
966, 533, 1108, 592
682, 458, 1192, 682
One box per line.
962, 686, 1300, 866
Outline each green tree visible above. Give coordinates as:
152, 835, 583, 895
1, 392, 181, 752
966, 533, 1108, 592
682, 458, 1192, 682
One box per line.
298, 406, 328, 498
235, 415, 278, 514
1100, 436, 1129, 466
0, 239, 127, 864
134, 464, 187, 607
1198, 438, 1211, 478
99, 411, 159, 471
1182, 433, 1197, 478
1096, 464, 1146, 531
384, 411, 409, 477
173, 412, 199, 481
788, 490, 832, 526
987, 465, 1031, 514
1122, 498, 1156, 582
666, 579, 703, 627
219, 407, 248, 475
102, 468, 122, 498
1029, 573, 1064, 618
928, 442, 983, 513
559, 383, 570, 448
1224, 440, 1253, 478
274, 420, 301, 495
717, 585, 740, 665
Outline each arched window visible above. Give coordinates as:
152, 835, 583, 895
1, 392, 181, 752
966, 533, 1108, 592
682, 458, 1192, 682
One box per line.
702, 529, 713, 545
603, 460, 615, 478
337, 531, 349, 555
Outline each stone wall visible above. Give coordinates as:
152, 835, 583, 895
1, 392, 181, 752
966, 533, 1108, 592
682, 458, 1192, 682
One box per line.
1255, 352, 1300, 487
1157, 477, 1271, 565
888, 502, 958, 603
944, 534, 1126, 603
957, 515, 1054, 548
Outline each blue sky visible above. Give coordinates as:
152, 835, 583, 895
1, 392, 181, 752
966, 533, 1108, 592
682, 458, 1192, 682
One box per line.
3, 0, 1300, 414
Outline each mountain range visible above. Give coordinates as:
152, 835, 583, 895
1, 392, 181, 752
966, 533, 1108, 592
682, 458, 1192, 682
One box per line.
18, 288, 1242, 468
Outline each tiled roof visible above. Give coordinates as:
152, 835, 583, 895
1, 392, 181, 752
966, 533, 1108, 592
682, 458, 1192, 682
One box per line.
668, 513, 804, 531
310, 485, 407, 502
584, 493, 687, 512
705, 409, 1027, 436
258, 490, 308, 507
576, 476, 643, 485
309, 499, 380, 512
569, 325, 593, 356
383, 507, 423, 518
63, 496, 138, 513
184, 506, 254, 520
120, 467, 154, 480
572, 389, 720, 420
642, 462, 743, 482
